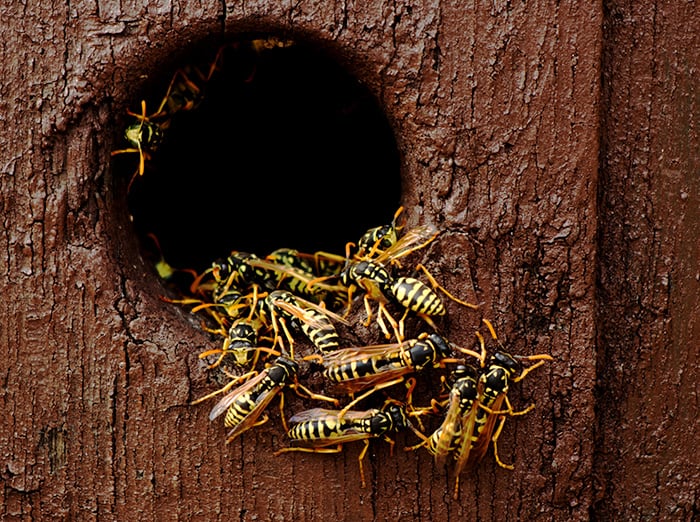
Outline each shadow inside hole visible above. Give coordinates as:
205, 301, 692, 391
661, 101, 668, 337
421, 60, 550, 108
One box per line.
123, 38, 402, 275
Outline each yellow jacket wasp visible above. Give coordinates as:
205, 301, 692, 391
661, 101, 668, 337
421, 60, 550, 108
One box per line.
195, 356, 338, 445
339, 224, 478, 341
462, 321, 553, 477
322, 332, 480, 417
274, 402, 420, 489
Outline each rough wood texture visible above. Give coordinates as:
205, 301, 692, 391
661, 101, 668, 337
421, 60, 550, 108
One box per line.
0, 1, 696, 521
594, 1, 700, 520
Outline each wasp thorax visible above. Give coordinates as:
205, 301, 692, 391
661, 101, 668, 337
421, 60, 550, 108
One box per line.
385, 404, 409, 430
492, 352, 521, 374
449, 364, 478, 383
427, 333, 451, 359
268, 357, 298, 380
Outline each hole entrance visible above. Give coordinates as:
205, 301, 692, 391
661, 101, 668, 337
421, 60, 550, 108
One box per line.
116, 36, 402, 279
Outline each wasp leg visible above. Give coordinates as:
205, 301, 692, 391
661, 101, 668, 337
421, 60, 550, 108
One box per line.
415, 312, 441, 336
374, 302, 402, 341
189, 267, 215, 295
478, 394, 536, 417
269, 311, 296, 360
379, 303, 404, 342
404, 432, 431, 452
362, 295, 376, 328
274, 445, 344, 463
357, 439, 371, 488
198, 347, 228, 370
277, 392, 289, 433
338, 377, 405, 420
189, 371, 257, 405
415, 263, 479, 310
490, 415, 514, 470
290, 382, 340, 407
512, 355, 554, 382
302, 353, 325, 364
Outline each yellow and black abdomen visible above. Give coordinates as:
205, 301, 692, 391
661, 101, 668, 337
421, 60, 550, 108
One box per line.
388, 277, 445, 317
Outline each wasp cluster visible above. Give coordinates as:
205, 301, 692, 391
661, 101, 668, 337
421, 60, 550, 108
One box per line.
113, 40, 553, 499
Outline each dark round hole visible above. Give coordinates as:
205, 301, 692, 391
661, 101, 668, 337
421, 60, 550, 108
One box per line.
118, 36, 402, 278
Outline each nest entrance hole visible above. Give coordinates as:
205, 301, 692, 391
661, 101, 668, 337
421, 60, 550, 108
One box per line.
119, 36, 402, 277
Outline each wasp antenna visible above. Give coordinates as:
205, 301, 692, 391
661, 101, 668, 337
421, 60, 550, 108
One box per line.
450, 342, 483, 365
345, 241, 356, 260
514, 354, 554, 361
482, 318, 498, 340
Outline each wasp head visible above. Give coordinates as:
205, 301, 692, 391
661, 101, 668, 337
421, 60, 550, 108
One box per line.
448, 364, 478, 385
491, 352, 521, 375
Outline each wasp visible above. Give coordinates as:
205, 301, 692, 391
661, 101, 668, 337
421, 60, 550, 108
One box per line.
111, 99, 164, 190
339, 224, 478, 340
462, 320, 553, 472
322, 332, 479, 417
265, 248, 348, 307
405, 364, 481, 499
406, 364, 479, 460
265, 290, 349, 359
274, 402, 416, 489
196, 317, 277, 372
197, 356, 297, 444
197, 356, 338, 445
111, 50, 222, 191
354, 205, 405, 259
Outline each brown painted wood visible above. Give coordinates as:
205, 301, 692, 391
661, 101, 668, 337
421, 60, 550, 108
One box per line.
0, 1, 696, 521
594, 1, 700, 520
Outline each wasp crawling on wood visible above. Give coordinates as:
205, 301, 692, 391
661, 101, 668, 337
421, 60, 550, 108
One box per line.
274, 402, 420, 488
322, 332, 480, 418
196, 316, 278, 372
264, 289, 349, 360
405, 364, 480, 462
405, 363, 481, 499
193, 356, 338, 445
339, 223, 479, 341
195, 356, 297, 445
453, 320, 553, 498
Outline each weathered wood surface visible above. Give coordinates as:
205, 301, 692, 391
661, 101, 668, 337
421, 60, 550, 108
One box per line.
594, 1, 700, 520
0, 1, 696, 521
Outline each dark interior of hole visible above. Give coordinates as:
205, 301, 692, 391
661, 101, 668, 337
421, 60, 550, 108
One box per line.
121, 39, 402, 276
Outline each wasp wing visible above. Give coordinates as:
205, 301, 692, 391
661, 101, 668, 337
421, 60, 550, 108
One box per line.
453, 399, 480, 477
224, 382, 284, 443
271, 298, 348, 330
373, 224, 438, 266
208, 370, 268, 421
321, 342, 408, 366
433, 387, 465, 467
288, 408, 379, 424
466, 393, 506, 467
